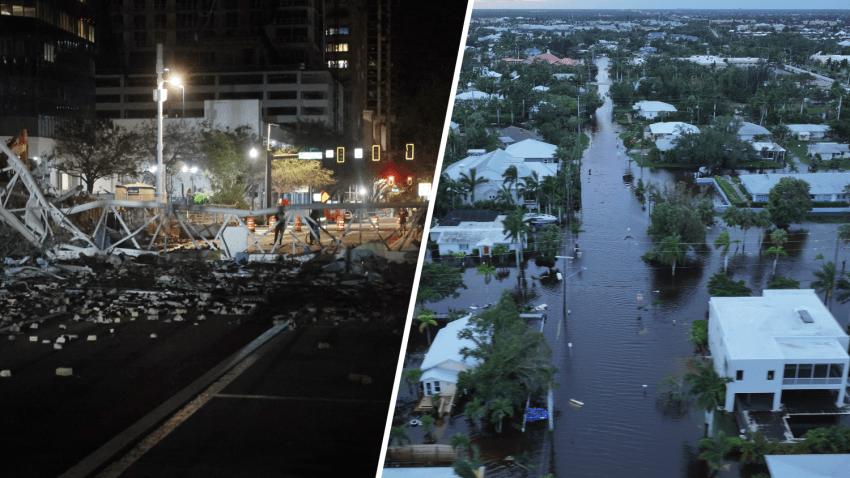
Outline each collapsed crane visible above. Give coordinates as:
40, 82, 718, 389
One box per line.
0, 133, 426, 260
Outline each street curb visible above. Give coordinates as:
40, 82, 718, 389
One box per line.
58, 323, 289, 478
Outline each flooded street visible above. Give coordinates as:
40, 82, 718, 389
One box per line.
397, 57, 850, 478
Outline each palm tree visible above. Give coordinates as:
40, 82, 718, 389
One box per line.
464, 397, 488, 430
684, 358, 732, 413
738, 208, 757, 251
765, 228, 788, 276
754, 209, 772, 249
812, 261, 839, 309
458, 167, 489, 204
698, 430, 733, 476
416, 310, 437, 346
502, 210, 531, 299
450, 433, 471, 457
488, 397, 514, 433
658, 235, 689, 276
713, 229, 739, 274
389, 426, 412, 447
518, 172, 541, 210
502, 165, 519, 194
721, 205, 741, 245
420, 414, 435, 441
495, 185, 515, 209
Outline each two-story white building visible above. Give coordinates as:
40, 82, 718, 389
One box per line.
708, 290, 850, 413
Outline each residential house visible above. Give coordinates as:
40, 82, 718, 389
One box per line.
751, 141, 787, 163
765, 454, 850, 478
708, 289, 850, 412
647, 32, 667, 39
419, 316, 481, 397
553, 73, 576, 81
632, 101, 678, 120
505, 139, 559, 170
430, 214, 522, 257
736, 122, 771, 141
525, 47, 543, 56
523, 52, 582, 67
644, 122, 700, 140
739, 172, 850, 202
499, 126, 542, 147
669, 34, 699, 41
787, 124, 831, 141
442, 147, 557, 206
807, 143, 850, 160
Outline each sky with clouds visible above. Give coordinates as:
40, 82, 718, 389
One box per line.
473, 0, 849, 10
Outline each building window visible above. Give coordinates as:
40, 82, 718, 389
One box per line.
44, 43, 55, 62
154, 14, 166, 28
154, 0, 167, 10
133, 15, 145, 29
134, 31, 147, 47
433, 381, 441, 393
327, 60, 348, 68
326, 43, 348, 52
326, 27, 349, 35
736, 370, 743, 381
767, 370, 774, 380
459, 244, 469, 251
225, 12, 237, 28
268, 91, 297, 100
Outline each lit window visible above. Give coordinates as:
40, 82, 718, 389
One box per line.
327, 60, 348, 68
325, 43, 348, 52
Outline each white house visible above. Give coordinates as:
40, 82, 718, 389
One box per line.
787, 124, 830, 141
632, 100, 677, 120
765, 454, 850, 478
442, 142, 559, 206
708, 290, 850, 413
419, 316, 481, 397
751, 141, 787, 163
429, 213, 522, 257
644, 122, 700, 140
808, 143, 850, 160
739, 173, 850, 202
504, 139, 559, 170
737, 122, 771, 141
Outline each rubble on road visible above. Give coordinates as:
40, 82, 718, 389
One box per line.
1, 246, 418, 373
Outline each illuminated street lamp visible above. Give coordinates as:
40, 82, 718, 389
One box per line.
168, 75, 185, 118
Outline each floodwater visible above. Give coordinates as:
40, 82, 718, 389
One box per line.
393, 57, 850, 478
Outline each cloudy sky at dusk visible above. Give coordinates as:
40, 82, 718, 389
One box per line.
473, 0, 849, 9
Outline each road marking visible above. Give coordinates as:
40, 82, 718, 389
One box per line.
213, 393, 389, 405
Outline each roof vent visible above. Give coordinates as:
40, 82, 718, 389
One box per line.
797, 309, 814, 324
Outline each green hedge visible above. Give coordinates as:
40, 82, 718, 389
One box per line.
714, 176, 742, 203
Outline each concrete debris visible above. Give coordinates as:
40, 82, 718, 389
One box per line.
56, 368, 73, 376
1, 246, 416, 365
0, 370, 10, 377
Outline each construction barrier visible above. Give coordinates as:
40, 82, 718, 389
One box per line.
396, 217, 401, 229
371, 215, 379, 231
269, 215, 276, 230
337, 215, 344, 231
246, 217, 255, 232
294, 216, 302, 232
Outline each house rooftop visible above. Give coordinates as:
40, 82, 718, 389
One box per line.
737, 122, 771, 136
504, 139, 557, 159
739, 172, 850, 196
438, 210, 500, 227
765, 454, 850, 478
420, 316, 481, 375
648, 122, 699, 136
711, 290, 848, 361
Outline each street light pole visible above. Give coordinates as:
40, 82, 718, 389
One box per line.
265, 123, 279, 209
155, 44, 165, 203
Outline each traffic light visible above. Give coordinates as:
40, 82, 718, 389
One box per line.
407, 176, 413, 186
405, 143, 414, 160
372, 145, 380, 161
336, 146, 344, 163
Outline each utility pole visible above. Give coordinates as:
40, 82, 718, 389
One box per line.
838, 95, 843, 120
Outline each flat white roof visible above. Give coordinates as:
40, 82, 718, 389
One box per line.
382, 467, 458, 478
739, 173, 850, 196
711, 290, 849, 361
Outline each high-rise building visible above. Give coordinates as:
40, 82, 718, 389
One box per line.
0, 0, 97, 142
96, 0, 399, 151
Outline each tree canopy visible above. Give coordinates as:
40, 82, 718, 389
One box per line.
457, 290, 556, 416
271, 157, 335, 193
765, 177, 812, 229
52, 118, 142, 194
417, 262, 467, 306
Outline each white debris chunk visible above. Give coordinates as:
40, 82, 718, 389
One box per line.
87, 335, 97, 341
29, 336, 38, 342
0, 370, 10, 377
150, 333, 157, 339
56, 368, 73, 376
